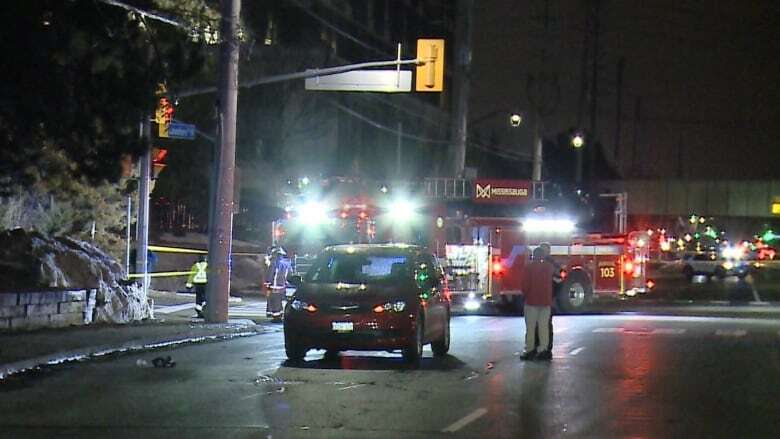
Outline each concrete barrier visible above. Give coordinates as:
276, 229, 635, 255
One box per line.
0, 289, 96, 331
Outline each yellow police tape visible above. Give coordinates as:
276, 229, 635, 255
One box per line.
127, 270, 194, 279
148, 245, 205, 254
147, 245, 261, 257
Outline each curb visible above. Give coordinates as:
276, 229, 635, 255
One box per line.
0, 321, 267, 381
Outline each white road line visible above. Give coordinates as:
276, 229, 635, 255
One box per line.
338, 384, 366, 391
592, 328, 623, 333
568, 347, 585, 356
715, 329, 747, 337
239, 391, 266, 401
652, 328, 687, 335
153, 303, 194, 314
441, 408, 488, 433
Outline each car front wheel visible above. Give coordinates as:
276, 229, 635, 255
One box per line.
284, 332, 307, 362
402, 316, 423, 366
431, 313, 450, 356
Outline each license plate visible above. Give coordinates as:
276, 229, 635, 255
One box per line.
332, 322, 354, 332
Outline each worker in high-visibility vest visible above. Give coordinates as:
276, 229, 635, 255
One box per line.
186, 256, 208, 318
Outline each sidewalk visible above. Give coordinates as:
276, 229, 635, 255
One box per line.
0, 304, 277, 380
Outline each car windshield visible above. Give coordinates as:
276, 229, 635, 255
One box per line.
305, 253, 410, 284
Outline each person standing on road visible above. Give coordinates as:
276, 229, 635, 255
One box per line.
520, 247, 554, 361
536, 243, 561, 352
265, 246, 291, 322
186, 255, 208, 318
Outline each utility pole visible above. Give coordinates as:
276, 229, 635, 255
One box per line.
587, 0, 602, 182
631, 96, 641, 175
206, 0, 241, 323
134, 117, 151, 293
527, 0, 559, 183
531, 117, 543, 181
396, 121, 403, 177
575, 6, 590, 186
450, 0, 474, 176
614, 57, 625, 165
677, 132, 684, 179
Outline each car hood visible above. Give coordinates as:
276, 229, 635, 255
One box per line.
294, 281, 417, 308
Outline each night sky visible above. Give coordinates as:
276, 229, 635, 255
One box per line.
470, 0, 780, 180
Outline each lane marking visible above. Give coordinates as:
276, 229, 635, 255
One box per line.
592, 327, 623, 333
239, 391, 266, 401
568, 347, 585, 356
338, 384, 366, 391
651, 328, 686, 335
715, 329, 747, 337
441, 407, 488, 433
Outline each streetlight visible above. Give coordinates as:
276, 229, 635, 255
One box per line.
571, 132, 585, 149
509, 113, 523, 127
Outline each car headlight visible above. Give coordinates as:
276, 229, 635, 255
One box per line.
290, 299, 317, 312
372, 300, 406, 313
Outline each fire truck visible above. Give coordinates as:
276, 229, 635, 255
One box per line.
439, 217, 653, 314
272, 177, 652, 313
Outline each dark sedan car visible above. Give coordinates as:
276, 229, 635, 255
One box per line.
284, 244, 451, 366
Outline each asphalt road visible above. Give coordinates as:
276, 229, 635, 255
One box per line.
2, 313, 780, 438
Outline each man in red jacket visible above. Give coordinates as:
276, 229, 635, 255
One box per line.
520, 247, 554, 361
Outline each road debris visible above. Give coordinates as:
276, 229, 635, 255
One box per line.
152, 356, 176, 368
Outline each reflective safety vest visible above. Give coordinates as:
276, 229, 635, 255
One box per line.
188, 261, 208, 285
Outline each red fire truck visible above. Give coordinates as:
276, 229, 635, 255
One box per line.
273, 177, 652, 313
438, 216, 653, 314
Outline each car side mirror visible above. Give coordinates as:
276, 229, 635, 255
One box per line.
287, 274, 302, 287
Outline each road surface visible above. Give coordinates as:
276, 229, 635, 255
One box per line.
2, 313, 780, 438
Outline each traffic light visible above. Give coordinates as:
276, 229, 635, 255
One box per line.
151, 148, 168, 179
149, 148, 167, 193
155, 97, 175, 138
415, 39, 445, 92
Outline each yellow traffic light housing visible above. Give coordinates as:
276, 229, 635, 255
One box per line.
155, 97, 174, 138
416, 39, 445, 92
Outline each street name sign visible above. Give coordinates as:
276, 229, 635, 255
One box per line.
167, 122, 196, 140
305, 69, 412, 93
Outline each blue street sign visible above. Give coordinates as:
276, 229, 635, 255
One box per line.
167, 121, 196, 140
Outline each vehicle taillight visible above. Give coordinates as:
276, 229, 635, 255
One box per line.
559, 269, 567, 280
624, 260, 634, 274
492, 256, 503, 275
646, 279, 655, 290
372, 305, 385, 313
305, 304, 318, 313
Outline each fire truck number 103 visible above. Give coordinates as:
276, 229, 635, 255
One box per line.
600, 266, 616, 278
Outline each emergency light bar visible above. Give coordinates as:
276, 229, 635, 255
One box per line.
522, 218, 576, 234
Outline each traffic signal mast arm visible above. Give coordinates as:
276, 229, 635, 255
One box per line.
179, 45, 441, 98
